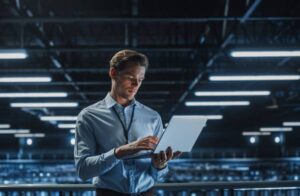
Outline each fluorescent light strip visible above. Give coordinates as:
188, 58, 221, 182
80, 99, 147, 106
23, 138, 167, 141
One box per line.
192, 115, 223, 120
58, 124, 76, 129
10, 102, 78, 108
0, 124, 10, 128
185, 101, 250, 106
0, 77, 52, 83
260, 127, 293, 132
283, 122, 300, 126
0, 49, 28, 59
14, 133, 45, 138
0, 129, 30, 134
0, 92, 67, 98
70, 129, 76, 133
209, 75, 300, 81
195, 91, 270, 96
242, 131, 271, 136
238, 187, 299, 191
40, 116, 77, 121
231, 50, 300, 57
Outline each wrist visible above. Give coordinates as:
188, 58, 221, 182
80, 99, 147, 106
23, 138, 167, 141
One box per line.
152, 161, 168, 170
114, 147, 122, 159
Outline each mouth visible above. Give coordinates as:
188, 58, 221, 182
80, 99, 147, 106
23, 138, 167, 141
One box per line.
128, 89, 137, 94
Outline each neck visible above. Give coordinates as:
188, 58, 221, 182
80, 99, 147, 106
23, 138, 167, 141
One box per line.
110, 91, 132, 107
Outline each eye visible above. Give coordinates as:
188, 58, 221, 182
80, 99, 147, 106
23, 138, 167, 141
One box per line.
138, 78, 144, 82
128, 76, 135, 80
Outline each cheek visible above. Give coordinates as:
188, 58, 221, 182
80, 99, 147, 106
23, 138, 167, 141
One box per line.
118, 80, 130, 87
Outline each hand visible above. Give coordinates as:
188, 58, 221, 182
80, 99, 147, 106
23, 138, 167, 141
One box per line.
151, 146, 182, 169
114, 136, 158, 159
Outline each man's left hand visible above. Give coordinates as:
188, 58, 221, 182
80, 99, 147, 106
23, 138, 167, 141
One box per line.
151, 147, 182, 169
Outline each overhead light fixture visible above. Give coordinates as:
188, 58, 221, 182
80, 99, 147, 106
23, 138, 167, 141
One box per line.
274, 136, 281, 144
195, 91, 270, 96
40, 116, 77, 121
169, 115, 222, 120
188, 115, 223, 120
0, 92, 67, 98
58, 124, 76, 129
0, 124, 11, 128
249, 136, 256, 144
70, 138, 75, 145
14, 133, 45, 138
185, 101, 250, 106
0, 77, 52, 83
260, 127, 293, 132
242, 131, 271, 136
0, 129, 30, 134
0, 49, 28, 59
70, 129, 76, 133
242, 187, 299, 191
231, 50, 300, 57
283, 122, 300, 126
26, 138, 33, 146
10, 102, 78, 108
209, 75, 300, 81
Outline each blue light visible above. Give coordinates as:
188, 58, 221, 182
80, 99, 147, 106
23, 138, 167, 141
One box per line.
26, 138, 33, 146
250, 136, 256, 144
274, 136, 281, 143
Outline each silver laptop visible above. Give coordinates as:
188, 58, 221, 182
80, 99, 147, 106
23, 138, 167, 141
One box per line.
124, 115, 207, 159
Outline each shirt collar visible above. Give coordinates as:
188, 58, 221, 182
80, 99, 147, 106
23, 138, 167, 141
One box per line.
104, 93, 138, 108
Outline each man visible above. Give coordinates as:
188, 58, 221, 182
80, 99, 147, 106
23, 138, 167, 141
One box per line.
74, 49, 181, 195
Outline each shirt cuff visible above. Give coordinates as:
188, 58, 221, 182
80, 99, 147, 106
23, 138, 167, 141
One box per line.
101, 148, 121, 167
151, 164, 169, 181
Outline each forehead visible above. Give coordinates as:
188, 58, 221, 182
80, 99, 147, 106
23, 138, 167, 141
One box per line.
120, 62, 146, 75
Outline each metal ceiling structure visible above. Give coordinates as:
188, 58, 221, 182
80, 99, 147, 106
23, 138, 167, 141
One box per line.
0, 0, 299, 155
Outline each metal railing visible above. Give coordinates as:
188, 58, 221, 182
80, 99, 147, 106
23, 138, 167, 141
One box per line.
1, 181, 300, 195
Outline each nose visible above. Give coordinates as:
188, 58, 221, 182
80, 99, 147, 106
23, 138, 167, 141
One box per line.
131, 78, 139, 86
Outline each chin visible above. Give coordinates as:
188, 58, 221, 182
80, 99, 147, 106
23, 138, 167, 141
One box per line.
128, 93, 136, 99
128, 94, 135, 99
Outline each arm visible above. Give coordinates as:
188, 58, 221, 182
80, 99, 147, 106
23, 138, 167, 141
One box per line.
150, 113, 169, 181
74, 110, 120, 181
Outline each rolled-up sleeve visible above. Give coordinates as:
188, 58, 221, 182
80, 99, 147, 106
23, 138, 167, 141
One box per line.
74, 109, 120, 181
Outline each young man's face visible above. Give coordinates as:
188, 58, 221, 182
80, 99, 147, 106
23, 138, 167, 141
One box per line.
112, 63, 146, 101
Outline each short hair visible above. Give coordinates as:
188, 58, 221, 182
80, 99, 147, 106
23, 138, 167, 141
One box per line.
109, 49, 149, 71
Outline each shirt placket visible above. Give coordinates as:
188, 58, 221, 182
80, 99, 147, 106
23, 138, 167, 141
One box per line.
123, 106, 136, 193
121, 107, 127, 128
124, 106, 132, 139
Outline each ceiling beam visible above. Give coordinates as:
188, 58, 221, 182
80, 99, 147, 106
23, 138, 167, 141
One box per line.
168, 0, 262, 117
1, 17, 300, 24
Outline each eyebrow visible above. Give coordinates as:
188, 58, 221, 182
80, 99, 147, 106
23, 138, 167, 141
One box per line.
123, 73, 145, 77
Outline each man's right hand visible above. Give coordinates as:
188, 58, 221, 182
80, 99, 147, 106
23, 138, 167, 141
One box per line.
114, 136, 158, 159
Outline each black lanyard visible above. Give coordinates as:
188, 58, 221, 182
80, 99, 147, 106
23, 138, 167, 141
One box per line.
112, 104, 136, 143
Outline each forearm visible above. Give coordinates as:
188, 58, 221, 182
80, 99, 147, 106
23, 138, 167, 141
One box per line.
75, 148, 120, 181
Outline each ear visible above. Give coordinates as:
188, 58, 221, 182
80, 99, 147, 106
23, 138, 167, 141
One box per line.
109, 67, 118, 80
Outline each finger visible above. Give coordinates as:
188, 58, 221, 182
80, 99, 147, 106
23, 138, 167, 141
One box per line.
141, 137, 158, 145
144, 135, 158, 142
160, 151, 167, 162
172, 151, 182, 159
148, 137, 159, 145
140, 138, 157, 145
151, 154, 162, 165
166, 146, 173, 161
135, 144, 155, 151
151, 153, 159, 160
151, 153, 161, 162
138, 141, 157, 149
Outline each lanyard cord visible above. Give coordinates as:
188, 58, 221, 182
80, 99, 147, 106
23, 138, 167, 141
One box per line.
112, 104, 136, 143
